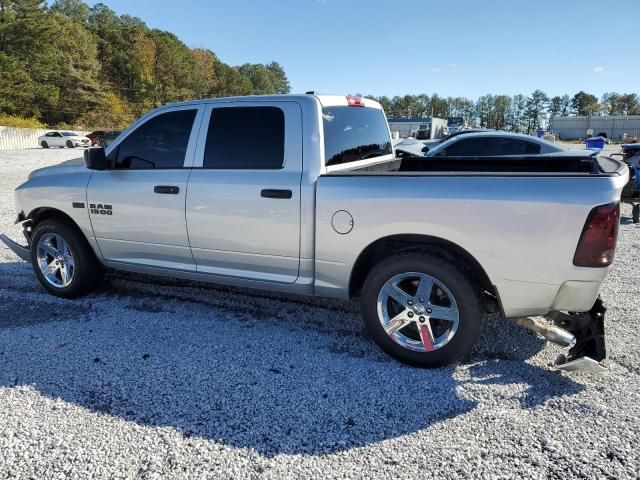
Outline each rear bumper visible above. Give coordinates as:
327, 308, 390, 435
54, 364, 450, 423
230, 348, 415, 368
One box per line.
0, 234, 30, 261
498, 278, 607, 317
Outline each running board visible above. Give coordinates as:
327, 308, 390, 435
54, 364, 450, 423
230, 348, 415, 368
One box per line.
0, 234, 30, 261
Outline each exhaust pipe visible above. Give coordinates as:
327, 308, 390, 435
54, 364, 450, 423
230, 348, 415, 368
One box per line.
514, 317, 576, 348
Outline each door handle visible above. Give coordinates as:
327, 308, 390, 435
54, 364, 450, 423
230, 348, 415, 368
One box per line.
261, 189, 292, 199
154, 185, 179, 195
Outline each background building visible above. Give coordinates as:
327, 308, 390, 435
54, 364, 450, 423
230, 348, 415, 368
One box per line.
387, 117, 448, 139
549, 116, 640, 140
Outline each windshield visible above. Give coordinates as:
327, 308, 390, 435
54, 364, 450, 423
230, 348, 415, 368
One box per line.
418, 124, 429, 129
447, 117, 464, 127
322, 106, 392, 166
61, 132, 77, 137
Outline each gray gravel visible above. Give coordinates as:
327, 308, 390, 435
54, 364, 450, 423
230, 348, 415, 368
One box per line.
0, 148, 639, 479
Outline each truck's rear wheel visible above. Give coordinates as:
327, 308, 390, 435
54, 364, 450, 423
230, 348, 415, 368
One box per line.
30, 219, 102, 298
361, 253, 483, 368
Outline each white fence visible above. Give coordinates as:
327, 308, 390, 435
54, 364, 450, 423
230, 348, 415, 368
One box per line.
0, 126, 90, 151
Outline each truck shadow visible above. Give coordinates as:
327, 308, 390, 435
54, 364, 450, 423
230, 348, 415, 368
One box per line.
0, 260, 585, 456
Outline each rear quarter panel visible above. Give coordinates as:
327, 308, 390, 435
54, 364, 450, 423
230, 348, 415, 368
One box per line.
315, 173, 627, 316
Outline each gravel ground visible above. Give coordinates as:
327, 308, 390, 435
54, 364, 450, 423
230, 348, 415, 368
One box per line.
0, 148, 638, 479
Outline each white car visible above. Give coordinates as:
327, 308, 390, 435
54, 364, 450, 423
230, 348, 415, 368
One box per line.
38, 131, 91, 149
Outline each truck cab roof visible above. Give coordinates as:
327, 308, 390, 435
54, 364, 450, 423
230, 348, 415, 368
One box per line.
153, 94, 383, 111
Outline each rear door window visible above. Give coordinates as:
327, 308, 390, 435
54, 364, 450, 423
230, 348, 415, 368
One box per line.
322, 107, 392, 166
444, 138, 488, 156
203, 107, 285, 169
484, 138, 541, 155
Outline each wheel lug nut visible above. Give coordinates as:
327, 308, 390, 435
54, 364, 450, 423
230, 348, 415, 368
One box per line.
419, 298, 424, 303
407, 312, 414, 318
407, 300, 413, 306
426, 308, 432, 314
419, 316, 425, 323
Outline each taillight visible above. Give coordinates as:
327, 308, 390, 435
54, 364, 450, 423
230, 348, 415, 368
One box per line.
346, 95, 365, 107
573, 202, 620, 267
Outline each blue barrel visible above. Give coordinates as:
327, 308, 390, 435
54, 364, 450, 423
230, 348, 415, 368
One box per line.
585, 137, 605, 151
536, 129, 545, 139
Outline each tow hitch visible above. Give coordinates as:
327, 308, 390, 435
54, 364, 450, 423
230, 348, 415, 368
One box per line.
546, 297, 608, 373
515, 297, 608, 373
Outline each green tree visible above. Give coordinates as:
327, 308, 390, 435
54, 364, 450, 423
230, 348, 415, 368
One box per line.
0, 0, 60, 117
523, 90, 549, 132
238, 63, 276, 94
148, 30, 198, 104
523, 90, 549, 133
475, 94, 494, 128
375, 95, 392, 114
602, 92, 640, 116
266, 62, 290, 94
549, 96, 564, 117
0, 0, 292, 126
493, 95, 511, 130
50, 0, 90, 23
429, 94, 449, 118
572, 91, 599, 116
506, 94, 527, 132
212, 62, 253, 96
191, 48, 219, 98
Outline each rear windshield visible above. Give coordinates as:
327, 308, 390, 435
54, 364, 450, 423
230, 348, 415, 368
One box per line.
322, 106, 392, 166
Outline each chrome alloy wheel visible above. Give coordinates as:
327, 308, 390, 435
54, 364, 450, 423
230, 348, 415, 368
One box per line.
376, 272, 460, 352
36, 233, 75, 288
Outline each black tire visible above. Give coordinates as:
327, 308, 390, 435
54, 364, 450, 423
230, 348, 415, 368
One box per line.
41, 141, 49, 149
30, 218, 102, 298
66, 140, 75, 148
633, 204, 640, 224
361, 252, 483, 368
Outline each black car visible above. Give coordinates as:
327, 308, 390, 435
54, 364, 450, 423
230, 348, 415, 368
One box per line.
440, 128, 493, 143
415, 123, 431, 139
98, 131, 121, 148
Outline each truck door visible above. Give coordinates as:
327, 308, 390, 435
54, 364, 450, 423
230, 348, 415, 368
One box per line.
186, 101, 302, 283
87, 105, 203, 271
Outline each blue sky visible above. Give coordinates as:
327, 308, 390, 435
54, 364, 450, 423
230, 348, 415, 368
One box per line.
92, 0, 639, 99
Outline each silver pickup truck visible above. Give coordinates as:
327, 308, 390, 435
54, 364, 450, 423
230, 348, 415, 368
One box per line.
1, 94, 628, 370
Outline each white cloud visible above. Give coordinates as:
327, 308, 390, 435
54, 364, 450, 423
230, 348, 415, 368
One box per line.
431, 67, 442, 72
449, 63, 457, 68
593, 66, 605, 73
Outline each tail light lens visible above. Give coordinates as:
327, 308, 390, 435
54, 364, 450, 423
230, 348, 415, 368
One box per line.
573, 202, 620, 267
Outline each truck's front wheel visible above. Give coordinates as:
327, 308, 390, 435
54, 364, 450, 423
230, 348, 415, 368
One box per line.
30, 219, 102, 298
361, 253, 483, 368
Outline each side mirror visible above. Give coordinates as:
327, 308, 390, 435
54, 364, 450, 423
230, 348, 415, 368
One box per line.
84, 147, 107, 170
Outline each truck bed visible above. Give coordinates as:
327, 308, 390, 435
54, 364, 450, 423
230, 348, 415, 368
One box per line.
326, 153, 626, 176
315, 154, 628, 318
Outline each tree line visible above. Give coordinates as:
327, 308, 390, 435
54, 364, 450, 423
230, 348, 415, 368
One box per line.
365, 90, 640, 133
0, 0, 291, 128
